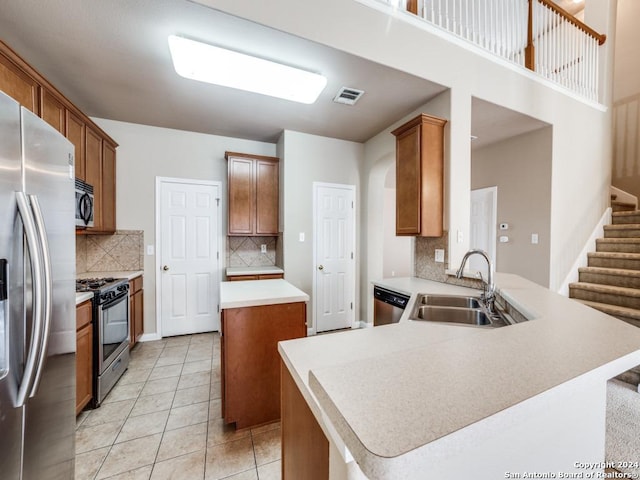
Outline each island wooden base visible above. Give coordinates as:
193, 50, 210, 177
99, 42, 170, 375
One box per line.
281, 362, 329, 480
221, 302, 306, 429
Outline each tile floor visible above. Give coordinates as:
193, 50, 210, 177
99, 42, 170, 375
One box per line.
75, 333, 281, 480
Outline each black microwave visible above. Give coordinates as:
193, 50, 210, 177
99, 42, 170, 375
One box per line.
75, 179, 94, 228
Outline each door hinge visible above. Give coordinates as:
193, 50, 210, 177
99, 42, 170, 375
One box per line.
216, 198, 220, 207
217, 252, 219, 260
351, 201, 354, 208
351, 252, 354, 260
350, 302, 353, 310
217, 304, 220, 313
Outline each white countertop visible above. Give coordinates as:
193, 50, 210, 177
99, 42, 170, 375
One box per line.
75, 292, 93, 305
78, 270, 143, 281
279, 274, 640, 478
220, 279, 309, 309
226, 266, 284, 276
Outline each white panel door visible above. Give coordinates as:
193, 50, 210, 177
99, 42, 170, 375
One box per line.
160, 180, 220, 336
470, 187, 497, 279
314, 184, 355, 333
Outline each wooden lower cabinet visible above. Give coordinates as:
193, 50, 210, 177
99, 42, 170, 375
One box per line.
221, 302, 306, 429
281, 363, 329, 480
227, 273, 284, 281
129, 276, 144, 348
76, 300, 93, 415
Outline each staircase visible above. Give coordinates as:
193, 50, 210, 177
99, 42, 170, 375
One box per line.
570, 197, 640, 386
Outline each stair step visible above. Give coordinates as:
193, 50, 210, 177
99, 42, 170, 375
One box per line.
596, 238, 640, 253
612, 201, 637, 213
587, 251, 640, 270
603, 224, 640, 238
569, 282, 640, 310
612, 211, 640, 224
578, 266, 640, 288
575, 299, 640, 327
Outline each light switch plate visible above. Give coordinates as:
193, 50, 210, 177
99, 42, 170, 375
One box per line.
299, 232, 305, 242
457, 230, 463, 243
434, 249, 445, 263
500, 223, 509, 230
531, 233, 539, 244
146, 245, 154, 255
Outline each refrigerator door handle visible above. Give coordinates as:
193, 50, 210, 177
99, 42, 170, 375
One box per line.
28, 194, 52, 397
15, 192, 45, 407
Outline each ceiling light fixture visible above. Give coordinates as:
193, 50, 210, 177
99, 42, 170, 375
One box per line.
168, 35, 327, 104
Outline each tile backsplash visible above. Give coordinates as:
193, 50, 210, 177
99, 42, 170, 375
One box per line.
76, 230, 144, 274
414, 231, 483, 289
227, 236, 277, 268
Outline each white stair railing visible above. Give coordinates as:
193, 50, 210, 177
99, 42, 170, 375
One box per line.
373, 0, 605, 102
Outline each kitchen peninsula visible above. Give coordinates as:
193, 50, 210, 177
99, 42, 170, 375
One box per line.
279, 274, 640, 479
220, 279, 308, 429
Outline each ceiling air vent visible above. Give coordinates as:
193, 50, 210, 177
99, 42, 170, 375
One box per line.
333, 87, 364, 106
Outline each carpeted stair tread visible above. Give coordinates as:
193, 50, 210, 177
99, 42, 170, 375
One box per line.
578, 266, 640, 278
569, 282, 640, 298
604, 223, 640, 230
612, 211, 640, 224
612, 210, 640, 218
587, 251, 640, 260
597, 238, 640, 244
611, 200, 636, 209
577, 299, 640, 321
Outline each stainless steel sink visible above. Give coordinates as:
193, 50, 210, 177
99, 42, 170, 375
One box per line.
413, 305, 491, 326
419, 294, 481, 309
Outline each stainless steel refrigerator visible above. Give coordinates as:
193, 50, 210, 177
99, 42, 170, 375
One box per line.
0, 90, 76, 479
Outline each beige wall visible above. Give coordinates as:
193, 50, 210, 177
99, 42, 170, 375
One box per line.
92, 117, 276, 337
471, 127, 553, 287
209, 0, 615, 294
280, 130, 364, 330
612, 0, 640, 200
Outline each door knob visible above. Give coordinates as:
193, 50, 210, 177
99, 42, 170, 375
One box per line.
163, 265, 169, 271
318, 265, 324, 271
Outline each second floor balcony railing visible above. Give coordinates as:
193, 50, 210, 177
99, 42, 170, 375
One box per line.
372, 0, 606, 102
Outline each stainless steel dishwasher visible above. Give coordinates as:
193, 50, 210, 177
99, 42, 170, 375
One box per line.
373, 286, 410, 326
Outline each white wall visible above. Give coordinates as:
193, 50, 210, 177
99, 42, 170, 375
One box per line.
471, 127, 553, 287
205, 0, 615, 293
92, 117, 276, 336
382, 187, 412, 278
280, 130, 364, 330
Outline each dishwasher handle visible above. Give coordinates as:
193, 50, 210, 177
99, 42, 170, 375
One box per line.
373, 287, 410, 310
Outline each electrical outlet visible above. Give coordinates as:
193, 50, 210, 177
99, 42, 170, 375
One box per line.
260, 244, 267, 253
434, 249, 445, 263
499, 236, 509, 243
457, 230, 463, 243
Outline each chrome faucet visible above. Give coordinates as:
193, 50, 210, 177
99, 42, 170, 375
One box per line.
455, 249, 496, 310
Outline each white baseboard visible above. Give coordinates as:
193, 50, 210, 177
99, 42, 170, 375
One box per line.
138, 332, 162, 342
557, 207, 611, 297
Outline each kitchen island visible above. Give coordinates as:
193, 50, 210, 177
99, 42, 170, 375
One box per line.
220, 279, 309, 429
279, 273, 640, 479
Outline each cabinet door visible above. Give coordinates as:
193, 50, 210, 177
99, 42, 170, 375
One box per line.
255, 158, 279, 235
76, 323, 93, 415
228, 156, 255, 235
281, 363, 329, 480
102, 141, 116, 233
85, 126, 103, 231
66, 110, 86, 180
0, 53, 39, 114
40, 88, 65, 134
395, 124, 421, 235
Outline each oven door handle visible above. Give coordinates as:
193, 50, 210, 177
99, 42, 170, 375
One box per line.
101, 290, 129, 310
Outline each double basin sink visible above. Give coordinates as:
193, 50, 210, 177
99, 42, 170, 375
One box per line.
410, 294, 509, 328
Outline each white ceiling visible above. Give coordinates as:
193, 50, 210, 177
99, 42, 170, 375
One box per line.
0, 0, 556, 147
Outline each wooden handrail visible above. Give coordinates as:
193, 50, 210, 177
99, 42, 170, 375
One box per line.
536, 0, 606, 45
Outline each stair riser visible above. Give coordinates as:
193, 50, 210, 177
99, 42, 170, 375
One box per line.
596, 242, 640, 254
579, 272, 640, 289
604, 228, 640, 238
613, 214, 640, 224
588, 257, 640, 270
570, 288, 640, 310
616, 370, 640, 387
612, 204, 637, 213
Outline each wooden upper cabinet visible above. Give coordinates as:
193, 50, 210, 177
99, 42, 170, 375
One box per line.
0, 52, 39, 114
102, 141, 117, 233
66, 110, 86, 180
226, 152, 279, 236
392, 113, 447, 237
85, 126, 103, 231
40, 88, 65, 134
255, 159, 279, 235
